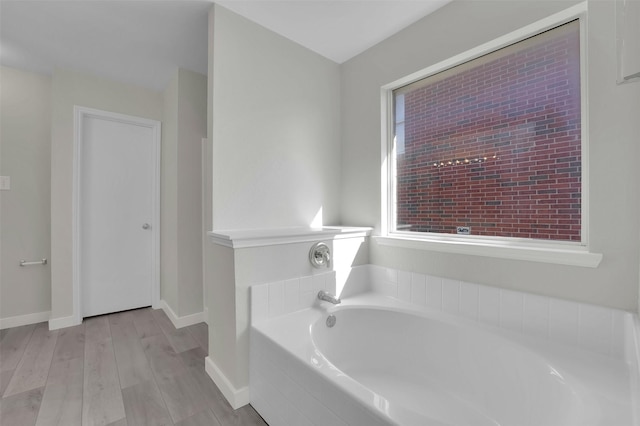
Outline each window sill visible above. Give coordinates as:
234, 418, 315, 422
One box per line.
374, 235, 602, 268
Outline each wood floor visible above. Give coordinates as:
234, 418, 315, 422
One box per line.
0, 308, 268, 426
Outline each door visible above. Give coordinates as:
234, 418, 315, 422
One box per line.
79, 109, 159, 318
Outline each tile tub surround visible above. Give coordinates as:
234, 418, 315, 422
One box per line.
367, 265, 631, 360
249, 265, 639, 425
252, 264, 633, 360
251, 271, 336, 324
249, 294, 638, 426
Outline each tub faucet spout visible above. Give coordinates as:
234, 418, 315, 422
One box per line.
318, 290, 341, 305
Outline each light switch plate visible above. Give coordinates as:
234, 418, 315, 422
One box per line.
0, 176, 11, 190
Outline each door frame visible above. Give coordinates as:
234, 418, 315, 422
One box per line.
72, 106, 161, 324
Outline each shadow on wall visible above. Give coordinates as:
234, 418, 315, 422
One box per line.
334, 237, 370, 298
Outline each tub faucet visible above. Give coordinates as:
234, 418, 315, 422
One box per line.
318, 290, 341, 305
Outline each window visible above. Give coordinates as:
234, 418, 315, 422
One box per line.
388, 19, 584, 244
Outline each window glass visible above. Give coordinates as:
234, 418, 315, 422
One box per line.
393, 20, 581, 241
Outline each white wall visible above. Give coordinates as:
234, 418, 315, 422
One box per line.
161, 68, 207, 318
207, 243, 236, 392
162, 71, 180, 312
203, 6, 216, 325
205, 3, 342, 397
341, 0, 640, 311
210, 4, 341, 230
0, 67, 52, 324
50, 69, 163, 321
176, 69, 207, 316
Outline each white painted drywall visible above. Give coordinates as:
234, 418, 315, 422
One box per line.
341, 0, 640, 311
210, 4, 341, 230
205, 3, 342, 393
206, 242, 236, 391
0, 66, 52, 321
50, 69, 163, 321
176, 69, 207, 316
203, 6, 215, 325
162, 68, 207, 318
161, 71, 180, 313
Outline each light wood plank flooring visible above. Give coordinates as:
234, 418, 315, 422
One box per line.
0, 308, 268, 426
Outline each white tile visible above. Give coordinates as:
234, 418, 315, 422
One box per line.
268, 281, 285, 318
251, 284, 269, 324
369, 265, 385, 288
611, 310, 626, 359
342, 266, 370, 297
426, 275, 442, 310
299, 275, 313, 293
284, 278, 300, 314
298, 291, 317, 311
410, 273, 427, 306
383, 267, 398, 284
548, 298, 579, 346
373, 280, 397, 298
459, 282, 479, 321
478, 285, 500, 327
523, 294, 549, 339
397, 270, 411, 302
442, 278, 460, 315
500, 289, 523, 332
578, 304, 613, 356
326, 271, 337, 294
312, 273, 326, 292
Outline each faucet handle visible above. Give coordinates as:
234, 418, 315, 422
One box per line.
309, 242, 331, 269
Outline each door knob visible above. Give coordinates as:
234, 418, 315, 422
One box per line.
142, 223, 151, 230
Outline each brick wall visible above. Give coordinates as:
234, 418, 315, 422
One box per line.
396, 22, 581, 241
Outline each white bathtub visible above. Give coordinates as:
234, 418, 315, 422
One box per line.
250, 294, 639, 426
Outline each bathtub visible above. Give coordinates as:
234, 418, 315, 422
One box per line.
250, 294, 639, 426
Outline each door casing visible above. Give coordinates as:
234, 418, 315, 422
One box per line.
72, 106, 161, 324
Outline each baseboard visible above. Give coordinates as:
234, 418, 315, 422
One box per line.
48, 314, 81, 330
205, 356, 250, 409
159, 300, 204, 329
0, 311, 51, 330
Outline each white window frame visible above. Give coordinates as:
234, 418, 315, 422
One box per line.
378, 2, 602, 268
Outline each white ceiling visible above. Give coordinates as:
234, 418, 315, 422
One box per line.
215, 0, 452, 64
0, 0, 451, 92
0, 1, 211, 92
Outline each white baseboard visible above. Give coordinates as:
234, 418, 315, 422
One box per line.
0, 311, 51, 330
205, 356, 250, 409
48, 314, 81, 330
159, 300, 204, 329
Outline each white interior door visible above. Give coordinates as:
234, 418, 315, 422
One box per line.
79, 110, 159, 317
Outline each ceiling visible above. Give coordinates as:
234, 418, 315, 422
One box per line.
215, 0, 452, 63
0, 0, 451, 92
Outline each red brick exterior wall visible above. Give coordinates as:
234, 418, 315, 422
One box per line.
396, 22, 581, 241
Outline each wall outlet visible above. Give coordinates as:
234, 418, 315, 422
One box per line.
456, 226, 470, 235
0, 176, 10, 191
